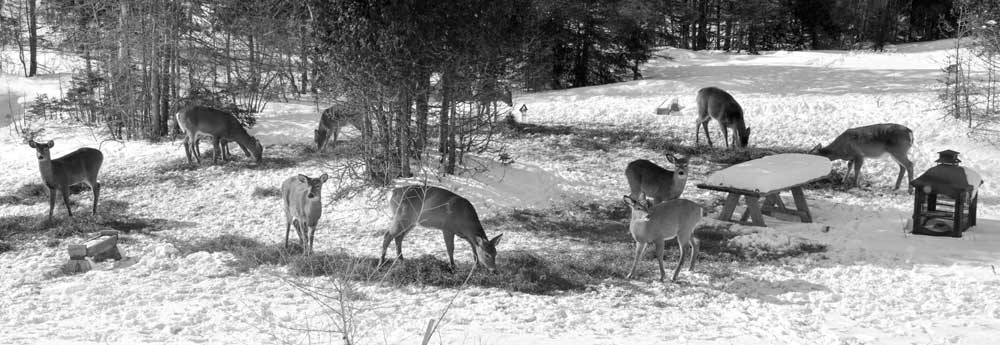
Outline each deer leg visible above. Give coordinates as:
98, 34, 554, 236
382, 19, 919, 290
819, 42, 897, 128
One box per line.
694, 119, 702, 146
47, 186, 57, 220
307, 224, 317, 255
626, 241, 648, 279
721, 126, 730, 148
212, 137, 223, 164
443, 231, 457, 270
701, 121, 714, 147
891, 154, 915, 192
689, 237, 699, 272
284, 218, 291, 249
61, 185, 73, 217
842, 161, 854, 185
91, 182, 100, 215
183, 136, 195, 164
655, 239, 667, 282
852, 158, 865, 188
672, 238, 688, 282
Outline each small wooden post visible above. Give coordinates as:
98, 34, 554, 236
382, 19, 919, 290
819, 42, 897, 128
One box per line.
952, 191, 965, 238
912, 188, 924, 235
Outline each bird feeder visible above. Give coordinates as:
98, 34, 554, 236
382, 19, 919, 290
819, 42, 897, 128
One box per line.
63, 230, 123, 274
910, 150, 983, 237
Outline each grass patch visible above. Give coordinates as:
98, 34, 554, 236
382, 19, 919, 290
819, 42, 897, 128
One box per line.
0, 183, 91, 206
288, 251, 583, 294
252, 186, 282, 198
484, 200, 631, 243
173, 234, 294, 272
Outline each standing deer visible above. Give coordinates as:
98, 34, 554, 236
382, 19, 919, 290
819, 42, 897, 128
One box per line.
27, 140, 104, 220
314, 105, 364, 151
281, 173, 329, 254
175, 106, 263, 164
810, 123, 915, 192
695, 86, 751, 149
625, 154, 689, 205
380, 185, 503, 272
623, 195, 702, 282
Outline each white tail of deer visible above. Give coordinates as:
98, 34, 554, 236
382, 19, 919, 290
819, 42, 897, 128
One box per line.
175, 106, 263, 164
381, 185, 503, 271
623, 196, 702, 282
281, 173, 329, 254
810, 123, 914, 192
315, 105, 363, 151
28, 140, 104, 220
625, 154, 689, 205
695, 86, 751, 149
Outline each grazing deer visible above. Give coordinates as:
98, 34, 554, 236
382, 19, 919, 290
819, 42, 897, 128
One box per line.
27, 140, 104, 220
380, 185, 503, 272
810, 123, 915, 192
315, 105, 364, 151
695, 86, 751, 149
625, 154, 689, 205
623, 195, 702, 282
175, 106, 263, 164
281, 173, 329, 254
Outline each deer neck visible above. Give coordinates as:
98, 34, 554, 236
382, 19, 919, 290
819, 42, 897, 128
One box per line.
37, 155, 57, 186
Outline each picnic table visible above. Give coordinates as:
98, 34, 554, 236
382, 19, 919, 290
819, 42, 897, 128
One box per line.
696, 153, 831, 227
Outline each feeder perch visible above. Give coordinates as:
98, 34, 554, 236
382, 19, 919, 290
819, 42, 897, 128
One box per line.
63, 230, 123, 274
910, 150, 983, 238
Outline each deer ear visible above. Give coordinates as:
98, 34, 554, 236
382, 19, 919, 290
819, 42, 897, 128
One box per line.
810, 144, 822, 153
665, 154, 677, 163
318, 173, 329, 183
46, 140, 54, 148
28, 140, 37, 148
623, 195, 634, 206
490, 233, 503, 247
296, 174, 309, 183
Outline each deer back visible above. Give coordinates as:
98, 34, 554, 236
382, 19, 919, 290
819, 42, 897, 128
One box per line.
697, 87, 750, 146
816, 123, 913, 160
53, 148, 104, 186
177, 106, 262, 162
626, 156, 689, 201
391, 185, 486, 237
626, 197, 702, 243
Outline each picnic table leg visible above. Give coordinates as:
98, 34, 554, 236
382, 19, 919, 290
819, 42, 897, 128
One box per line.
791, 187, 813, 223
718, 193, 741, 222
744, 195, 766, 226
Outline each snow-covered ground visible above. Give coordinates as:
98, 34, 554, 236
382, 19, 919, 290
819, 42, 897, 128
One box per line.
3, 40, 1000, 345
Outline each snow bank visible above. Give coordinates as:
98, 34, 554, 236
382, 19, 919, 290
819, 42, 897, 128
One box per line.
704, 154, 832, 192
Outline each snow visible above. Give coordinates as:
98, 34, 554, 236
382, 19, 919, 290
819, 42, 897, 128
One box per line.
704, 153, 832, 192
4, 40, 1000, 345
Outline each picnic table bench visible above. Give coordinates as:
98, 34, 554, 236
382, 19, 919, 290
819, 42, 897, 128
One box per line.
696, 153, 832, 227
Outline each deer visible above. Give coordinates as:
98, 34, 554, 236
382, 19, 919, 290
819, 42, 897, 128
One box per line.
27, 140, 104, 220
380, 185, 503, 272
623, 195, 703, 282
281, 173, 329, 255
625, 154, 690, 205
314, 105, 364, 152
810, 123, 915, 192
175, 105, 263, 165
695, 86, 751, 149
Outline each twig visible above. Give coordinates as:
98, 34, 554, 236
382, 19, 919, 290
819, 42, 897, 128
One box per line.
421, 265, 477, 345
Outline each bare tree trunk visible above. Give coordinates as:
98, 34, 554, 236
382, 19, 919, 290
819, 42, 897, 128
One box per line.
414, 69, 430, 156
27, 0, 37, 77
